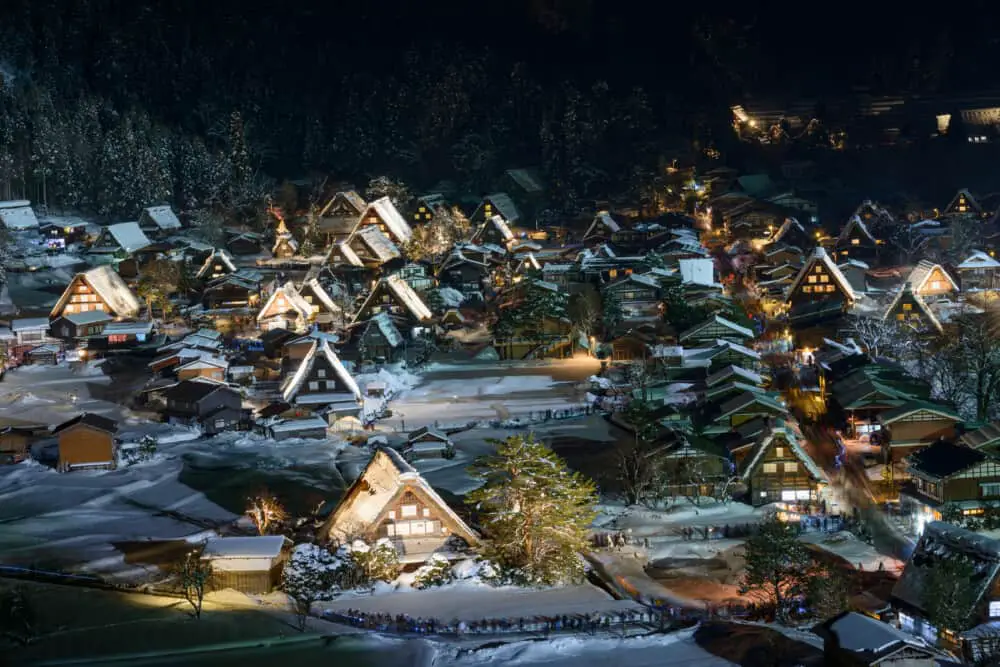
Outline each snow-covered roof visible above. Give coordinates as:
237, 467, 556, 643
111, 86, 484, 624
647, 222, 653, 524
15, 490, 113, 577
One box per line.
281, 338, 361, 402
824, 612, 928, 654
61, 310, 114, 326
320, 190, 366, 217
370, 311, 403, 347
103, 222, 152, 253
202, 536, 287, 560
300, 278, 340, 314
838, 214, 876, 245
742, 421, 827, 483
679, 314, 754, 342
787, 247, 857, 300
883, 286, 942, 333
480, 193, 521, 223
51, 265, 142, 319
484, 214, 514, 242
363, 196, 412, 244
769, 217, 803, 244
518, 253, 541, 272
322, 447, 479, 546
385, 274, 433, 321
945, 188, 982, 215
958, 250, 1000, 269
257, 281, 313, 324
839, 258, 869, 270
905, 260, 958, 293
272, 233, 299, 254
678, 258, 716, 287
355, 225, 401, 263
505, 167, 544, 193
103, 320, 154, 336
176, 356, 228, 371
268, 416, 329, 433
705, 364, 763, 387
141, 205, 181, 231
0, 200, 39, 229
328, 241, 364, 267
196, 248, 237, 279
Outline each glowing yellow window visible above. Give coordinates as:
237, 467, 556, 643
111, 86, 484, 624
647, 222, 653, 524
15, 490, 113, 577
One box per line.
419, 207, 426, 213
896, 313, 905, 321
803, 286, 813, 293
902, 303, 912, 311
851, 238, 860, 245
819, 275, 829, 283
808, 276, 817, 284
609, 269, 618, 278
815, 266, 823, 273
425, 213, 432, 219
827, 284, 836, 292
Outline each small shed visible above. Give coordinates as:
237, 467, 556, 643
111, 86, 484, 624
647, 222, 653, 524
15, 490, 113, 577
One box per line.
25, 344, 60, 365
201, 536, 290, 594
265, 416, 329, 441
405, 426, 454, 460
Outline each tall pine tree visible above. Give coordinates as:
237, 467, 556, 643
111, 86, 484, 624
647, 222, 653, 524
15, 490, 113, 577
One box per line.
740, 513, 812, 621
466, 434, 597, 585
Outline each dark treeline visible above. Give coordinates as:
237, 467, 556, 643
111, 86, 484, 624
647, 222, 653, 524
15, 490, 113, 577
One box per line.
0, 1, 995, 219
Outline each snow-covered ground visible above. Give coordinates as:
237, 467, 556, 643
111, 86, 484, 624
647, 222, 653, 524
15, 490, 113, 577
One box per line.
800, 530, 904, 573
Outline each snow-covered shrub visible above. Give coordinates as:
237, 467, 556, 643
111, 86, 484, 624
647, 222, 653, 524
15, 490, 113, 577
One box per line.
413, 554, 453, 589
282, 543, 347, 603
451, 557, 500, 585
347, 538, 400, 582
119, 435, 159, 467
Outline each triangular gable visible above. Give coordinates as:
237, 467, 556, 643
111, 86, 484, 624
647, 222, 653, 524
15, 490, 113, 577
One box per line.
298, 278, 341, 315
196, 248, 237, 280
879, 402, 961, 425
272, 233, 299, 256
583, 211, 621, 239
944, 188, 983, 216
472, 215, 515, 244
95, 222, 152, 254
769, 217, 804, 245
905, 260, 959, 294
50, 265, 142, 319
321, 447, 479, 545
354, 197, 412, 245
741, 423, 827, 483
787, 247, 857, 301
257, 281, 313, 324
472, 193, 521, 224
958, 250, 1000, 270
837, 215, 877, 245
679, 314, 754, 342
354, 274, 432, 324
281, 338, 360, 402
320, 191, 367, 218
325, 241, 364, 268
352, 225, 401, 264
884, 287, 942, 333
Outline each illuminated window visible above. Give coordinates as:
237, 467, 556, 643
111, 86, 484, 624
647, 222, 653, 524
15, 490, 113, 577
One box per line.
807, 276, 817, 284
425, 213, 432, 219
851, 238, 860, 245
763, 463, 777, 473
930, 281, 941, 290
819, 275, 829, 283
419, 207, 426, 213
815, 266, 823, 273
775, 447, 784, 458
902, 303, 912, 311
784, 462, 798, 473
896, 313, 905, 321
609, 269, 618, 278
422, 507, 431, 517
401, 504, 418, 518
827, 284, 836, 292
803, 286, 813, 293
317, 369, 326, 378
388, 510, 395, 520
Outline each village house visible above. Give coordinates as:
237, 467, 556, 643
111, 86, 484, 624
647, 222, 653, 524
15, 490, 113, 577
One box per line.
813, 611, 939, 667
262, 416, 330, 441
347, 225, 401, 267
404, 426, 454, 460
138, 205, 182, 238
297, 277, 343, 329
200, 271, 261, 319
9, 318, 59, 361
582, 211, 621, 245
50, 265, 142, 320
320, 447, 479, 563
942, 188, 986, 218
905, 260, 959, 299
883, 286, 943, 334
349, 312, 404, 364
271, 217, 299, 259
437, 248, 492, 299
353, 196, 413, 246
956, 250, 1000, 291
0, 425, 40, 464
740, 421, 827, 506
0, 200, 39, 230
411, 193, 448, 225
175, 356, 228, 382
679, 314, 755, 346
196, 248, 238, 281
201, 535, 290, 595
470, 193, 521, 227
899, 440, 1000, 526
226, 231, 264, 256
786, 247, 857, 324
657, 431, 734, 500
49, 310, 114, 342
766, 217, 812, 250
472, 215, 516, 248
353, 274, 434, 334
40, 220, 89, 249
88, 222, 152, 259
53, 413, 118, 472
603, 273, 661, 322
256, 281, 313, 332
877, 401, 962, 462
834, 215, 880, 263
892, 522, 1000, 661
396, 261, 435, 293
161, 380, 243, 434
280, 336, 362, 420
320, 190, 367, 221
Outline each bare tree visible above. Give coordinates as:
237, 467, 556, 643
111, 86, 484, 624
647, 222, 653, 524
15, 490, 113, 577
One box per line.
890, 222, 929, 264
176, 550, 213, 619
246, 493, 290, 536
936, 314, 1000, 421
847, 315, 918, 360
616, 444, 666, 506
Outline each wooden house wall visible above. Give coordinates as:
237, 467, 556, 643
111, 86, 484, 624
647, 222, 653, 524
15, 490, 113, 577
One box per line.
940, 460, 1000, 502
915, 267, 956, 296
789, 261, 849, 306
888, 293, 929, 326
273, 238, 297, 258
959, 266, 1000, 291
747, 437, 820, 505
0, 432, 30, 459
58, 426, 114, 470
55, 277, 112, 317
177, 366, 225, 382
887, 418, 958, 446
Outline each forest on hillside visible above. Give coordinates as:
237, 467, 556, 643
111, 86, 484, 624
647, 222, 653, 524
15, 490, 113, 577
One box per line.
0, 1, 994, 221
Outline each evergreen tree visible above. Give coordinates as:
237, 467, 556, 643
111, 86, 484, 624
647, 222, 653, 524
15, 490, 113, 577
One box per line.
805, 562, 851, 620
662, 284, 710, 333
466, 434, 597, 585
602, 293, 623, 336
136, 258, 181, 317
922, 555, 978, 634
739, 513, 812, 621
282, 543, 343, 631
496, 280, 568, 341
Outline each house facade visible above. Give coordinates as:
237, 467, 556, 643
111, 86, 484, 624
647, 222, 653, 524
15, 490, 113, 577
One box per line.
161, 381, 243, 435
878, 401, 962, 461
353, 197, 412, 246
900, 441, 1000, 526
740, 422, 827, 506
956, 251, 1000, 291
53, 413, 118, 472
50, 265, 142, 320
320, 447, 479, 563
